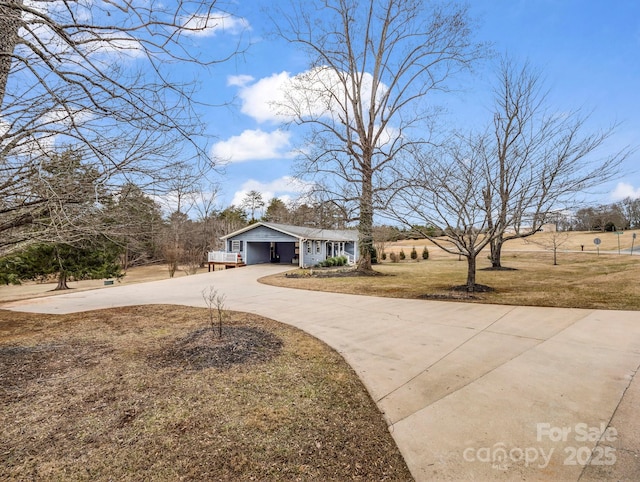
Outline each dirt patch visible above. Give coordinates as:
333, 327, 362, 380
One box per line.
154, 326, 283, 370
480, 266, 518, 271
450, 283, 495, 293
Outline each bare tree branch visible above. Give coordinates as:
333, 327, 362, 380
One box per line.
0, 0, 247, 254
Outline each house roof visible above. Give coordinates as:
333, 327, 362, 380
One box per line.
221, 222, 359, 242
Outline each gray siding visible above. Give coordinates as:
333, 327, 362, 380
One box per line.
230, 225, 297, 243
302, 240, 326, 267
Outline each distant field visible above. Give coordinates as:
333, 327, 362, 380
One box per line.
385, 228, 640, 257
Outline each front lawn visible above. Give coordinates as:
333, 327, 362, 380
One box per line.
0, 305, 411, 481
261, 252, 640, 310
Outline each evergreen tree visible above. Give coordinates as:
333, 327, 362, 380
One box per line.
0, 240, 122, 290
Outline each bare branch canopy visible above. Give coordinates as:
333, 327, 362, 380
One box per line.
0, 0, 246, 254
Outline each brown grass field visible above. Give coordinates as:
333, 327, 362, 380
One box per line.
262, 230, 640, 311
0, 306, 411, 481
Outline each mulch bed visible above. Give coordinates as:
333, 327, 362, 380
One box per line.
285, 268, 388, 278
153, 326, 283, 370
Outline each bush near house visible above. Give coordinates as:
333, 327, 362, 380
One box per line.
317, 255, 348, 268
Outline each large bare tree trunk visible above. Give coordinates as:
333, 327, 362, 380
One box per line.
490, 238, 503, 268
466, 254, 477, 292
357, 168, 374, 272
0, 0, 22, 105
54, 271, 70, 291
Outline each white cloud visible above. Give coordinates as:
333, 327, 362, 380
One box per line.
611, 182, 640, 200
231, 176, 314, 208
236, 71, 293, 123
227, 75, 254, 87
233, 67, 389, 126
181, 12, 249, 37
211, 128, 293, 163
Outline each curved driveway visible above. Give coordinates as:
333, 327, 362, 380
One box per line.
3, 265, 640, 481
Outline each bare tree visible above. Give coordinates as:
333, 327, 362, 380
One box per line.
389, 57, 633, 290
619, 197, 640, 229
372, 225, 397, 261
483, 57, 631, 268
390, 135, 497, 291
525, 231, 570, 266
104, 183, 165, 269
272, 0, 485, 271
0, 0, 247, 255
202, 285, 226, 338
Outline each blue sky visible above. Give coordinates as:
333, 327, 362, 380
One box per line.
194, 0, 640, 213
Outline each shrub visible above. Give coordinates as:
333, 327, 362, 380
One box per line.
410, 246, 418, 260
399, 249, 406, 260
390, 252, 398, 263
422, 246, 429, 260
381, 251, 387, 261
317, 255, 349, 268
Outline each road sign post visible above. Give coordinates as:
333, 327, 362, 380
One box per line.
594, 237, 601, 256
615, 231, 623, 255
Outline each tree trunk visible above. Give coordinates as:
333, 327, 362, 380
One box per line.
357, 166, 374, 272
466, 254, 477, 292
490, 238, 503, 268
0, 0, 22, 105
54, 271, 70, 290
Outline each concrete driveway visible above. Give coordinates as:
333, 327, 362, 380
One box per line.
3, 265, 640, 481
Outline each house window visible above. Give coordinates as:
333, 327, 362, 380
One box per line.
231, 240, 243, 252
316, 240, 321, 254
306, 241, 311, 254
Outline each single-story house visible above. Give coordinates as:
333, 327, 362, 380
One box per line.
209, 222, 359, 268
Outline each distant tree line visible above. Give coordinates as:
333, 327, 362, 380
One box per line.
0, 165, 357, 286
572, 198, 640, 232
